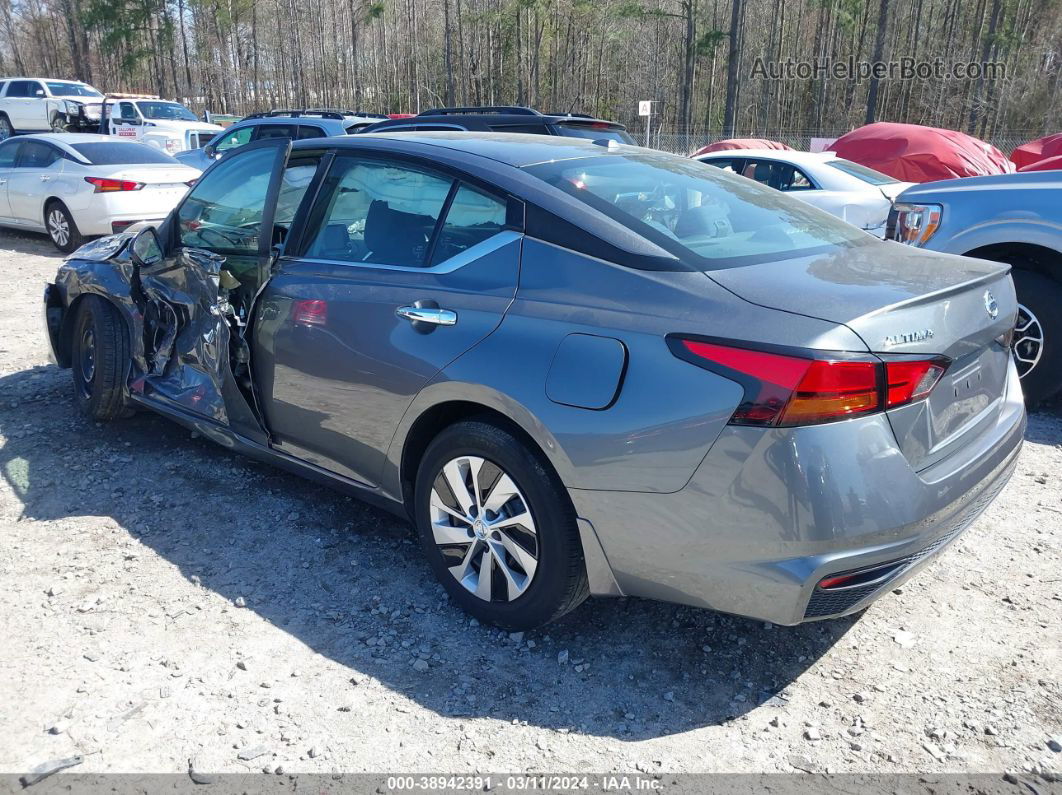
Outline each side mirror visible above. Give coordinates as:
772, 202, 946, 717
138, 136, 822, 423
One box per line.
130, 227, 163, 267
203, 144, 217, 159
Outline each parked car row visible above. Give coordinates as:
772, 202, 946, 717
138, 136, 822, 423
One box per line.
43, 131, 1025, 630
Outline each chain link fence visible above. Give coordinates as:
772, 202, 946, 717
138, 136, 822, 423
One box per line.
642, 130, 1045, 156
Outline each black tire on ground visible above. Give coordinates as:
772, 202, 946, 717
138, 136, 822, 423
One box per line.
71, 295, 133, 421
44, 200, 84, 254
50, 113, 69, 133
414, 420, 589, 630
0, 113, 12, 140
1010, 268, 1062, 406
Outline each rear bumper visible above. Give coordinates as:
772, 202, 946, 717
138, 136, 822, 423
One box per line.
569, 360, 1026, 625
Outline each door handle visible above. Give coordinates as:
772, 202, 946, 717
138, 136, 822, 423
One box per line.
39, 175, 50, 182
396, 305, 457, 327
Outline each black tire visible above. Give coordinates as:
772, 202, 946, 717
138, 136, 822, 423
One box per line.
1009, 268, 1062, 406
414, 420, 589, 630
49, 113, 69, 133
0, 113, 12, 141
44, 200, 84, 254
71, 295, 132, 421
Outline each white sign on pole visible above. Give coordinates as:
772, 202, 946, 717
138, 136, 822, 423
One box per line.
638, 100, 652, 117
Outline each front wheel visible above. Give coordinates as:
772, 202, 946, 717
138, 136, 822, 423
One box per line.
50, 113, 69, 133
414, 420, 588, 630
0, 113, 12, 141
71, 295, 133, 421
1010, 269, 1062, 406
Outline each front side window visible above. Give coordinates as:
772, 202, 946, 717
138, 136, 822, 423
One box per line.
214, 125, 254, 153
119, 102, 138, 121
430, 185, 507, 265
177, 146, 278, 254
525, 154, 867, 268
742, 160, 814, 191
0, 141, 20, 168
305, 157, 452, 266
6, 81, 35, 98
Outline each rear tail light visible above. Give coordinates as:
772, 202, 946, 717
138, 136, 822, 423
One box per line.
84, 177, 144, 193
292, 299, 327, 327
671, 338, 949, 427
884, 358, 947, 407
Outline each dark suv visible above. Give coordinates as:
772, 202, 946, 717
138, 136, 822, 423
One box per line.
357, 105, 635, 144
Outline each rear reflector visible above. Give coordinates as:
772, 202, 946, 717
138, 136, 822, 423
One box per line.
85, 176, 144, 192
292, 299, 327, 326
672, 338, 949, 427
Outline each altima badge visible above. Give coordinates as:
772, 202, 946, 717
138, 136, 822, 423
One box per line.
883, 328, 934, 347
984, 290, 999, 319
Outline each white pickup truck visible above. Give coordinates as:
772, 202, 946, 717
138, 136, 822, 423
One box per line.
101, 96, 223, 155
0, 77, 104, 137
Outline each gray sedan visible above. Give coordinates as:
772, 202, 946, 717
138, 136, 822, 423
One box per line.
44, 133, 1025, 629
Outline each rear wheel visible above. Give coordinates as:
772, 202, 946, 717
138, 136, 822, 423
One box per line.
414, 420, 588, 629
1010, 269, 1062, 406
45, 201, 84, 254
71, 296, 132, 421
0, 113, 12, 141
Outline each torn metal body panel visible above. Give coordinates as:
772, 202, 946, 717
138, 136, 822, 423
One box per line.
52, 231, 267, 443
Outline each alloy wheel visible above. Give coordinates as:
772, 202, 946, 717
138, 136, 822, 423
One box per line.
429, 455, 539, 602
77, 325, 96, 398
48, 208, 70, 248
1013, 302, 1044, 379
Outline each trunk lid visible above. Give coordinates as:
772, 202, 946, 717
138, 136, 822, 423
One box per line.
708, 242, 1017, 470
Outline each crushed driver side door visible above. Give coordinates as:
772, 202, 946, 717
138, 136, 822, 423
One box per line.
132, 138, 294, 443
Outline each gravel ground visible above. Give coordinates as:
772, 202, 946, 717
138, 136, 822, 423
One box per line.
0, 228, 1059, 781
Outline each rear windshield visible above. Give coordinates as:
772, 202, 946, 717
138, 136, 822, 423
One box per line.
825, 158, 898, 185
71, 142, 177, 165
524, 153, 869, 268
46, 81, 101, 98
554, 122, 635, 145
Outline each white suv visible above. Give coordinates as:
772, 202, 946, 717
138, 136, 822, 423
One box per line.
0, 78, 104, 137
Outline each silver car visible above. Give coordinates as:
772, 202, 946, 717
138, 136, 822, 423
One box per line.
44, 133, 1025, 629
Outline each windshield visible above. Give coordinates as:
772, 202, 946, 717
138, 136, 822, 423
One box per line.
46, 82, 102, 98
72, 142, 177, 165
554, 123, 635, 145
137, 101, 198, 121
825, 158, 899, 186
524, 153, 869, 268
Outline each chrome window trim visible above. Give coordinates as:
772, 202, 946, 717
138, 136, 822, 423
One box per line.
284, 229, 520, 275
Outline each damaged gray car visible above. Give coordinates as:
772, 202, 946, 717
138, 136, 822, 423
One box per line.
44, 133, 1025, 630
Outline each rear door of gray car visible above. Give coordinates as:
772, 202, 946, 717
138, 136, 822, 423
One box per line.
251, 152, 521, 488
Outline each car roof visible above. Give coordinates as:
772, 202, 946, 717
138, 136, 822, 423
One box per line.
304, 130, 640, 167
1, 76, 90, 82
19, 132, 113, 144
360, 112, 626, 133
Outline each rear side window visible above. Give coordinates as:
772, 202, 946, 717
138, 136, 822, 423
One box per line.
525, 153, 867, 268
304, 156, 452, 266
255, 124, 298, 141
71, 142, 175, 165
296, 125, 326, 140
17, 141, 60, 167
430, 185, 507, 266
702, 157, 742, 173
